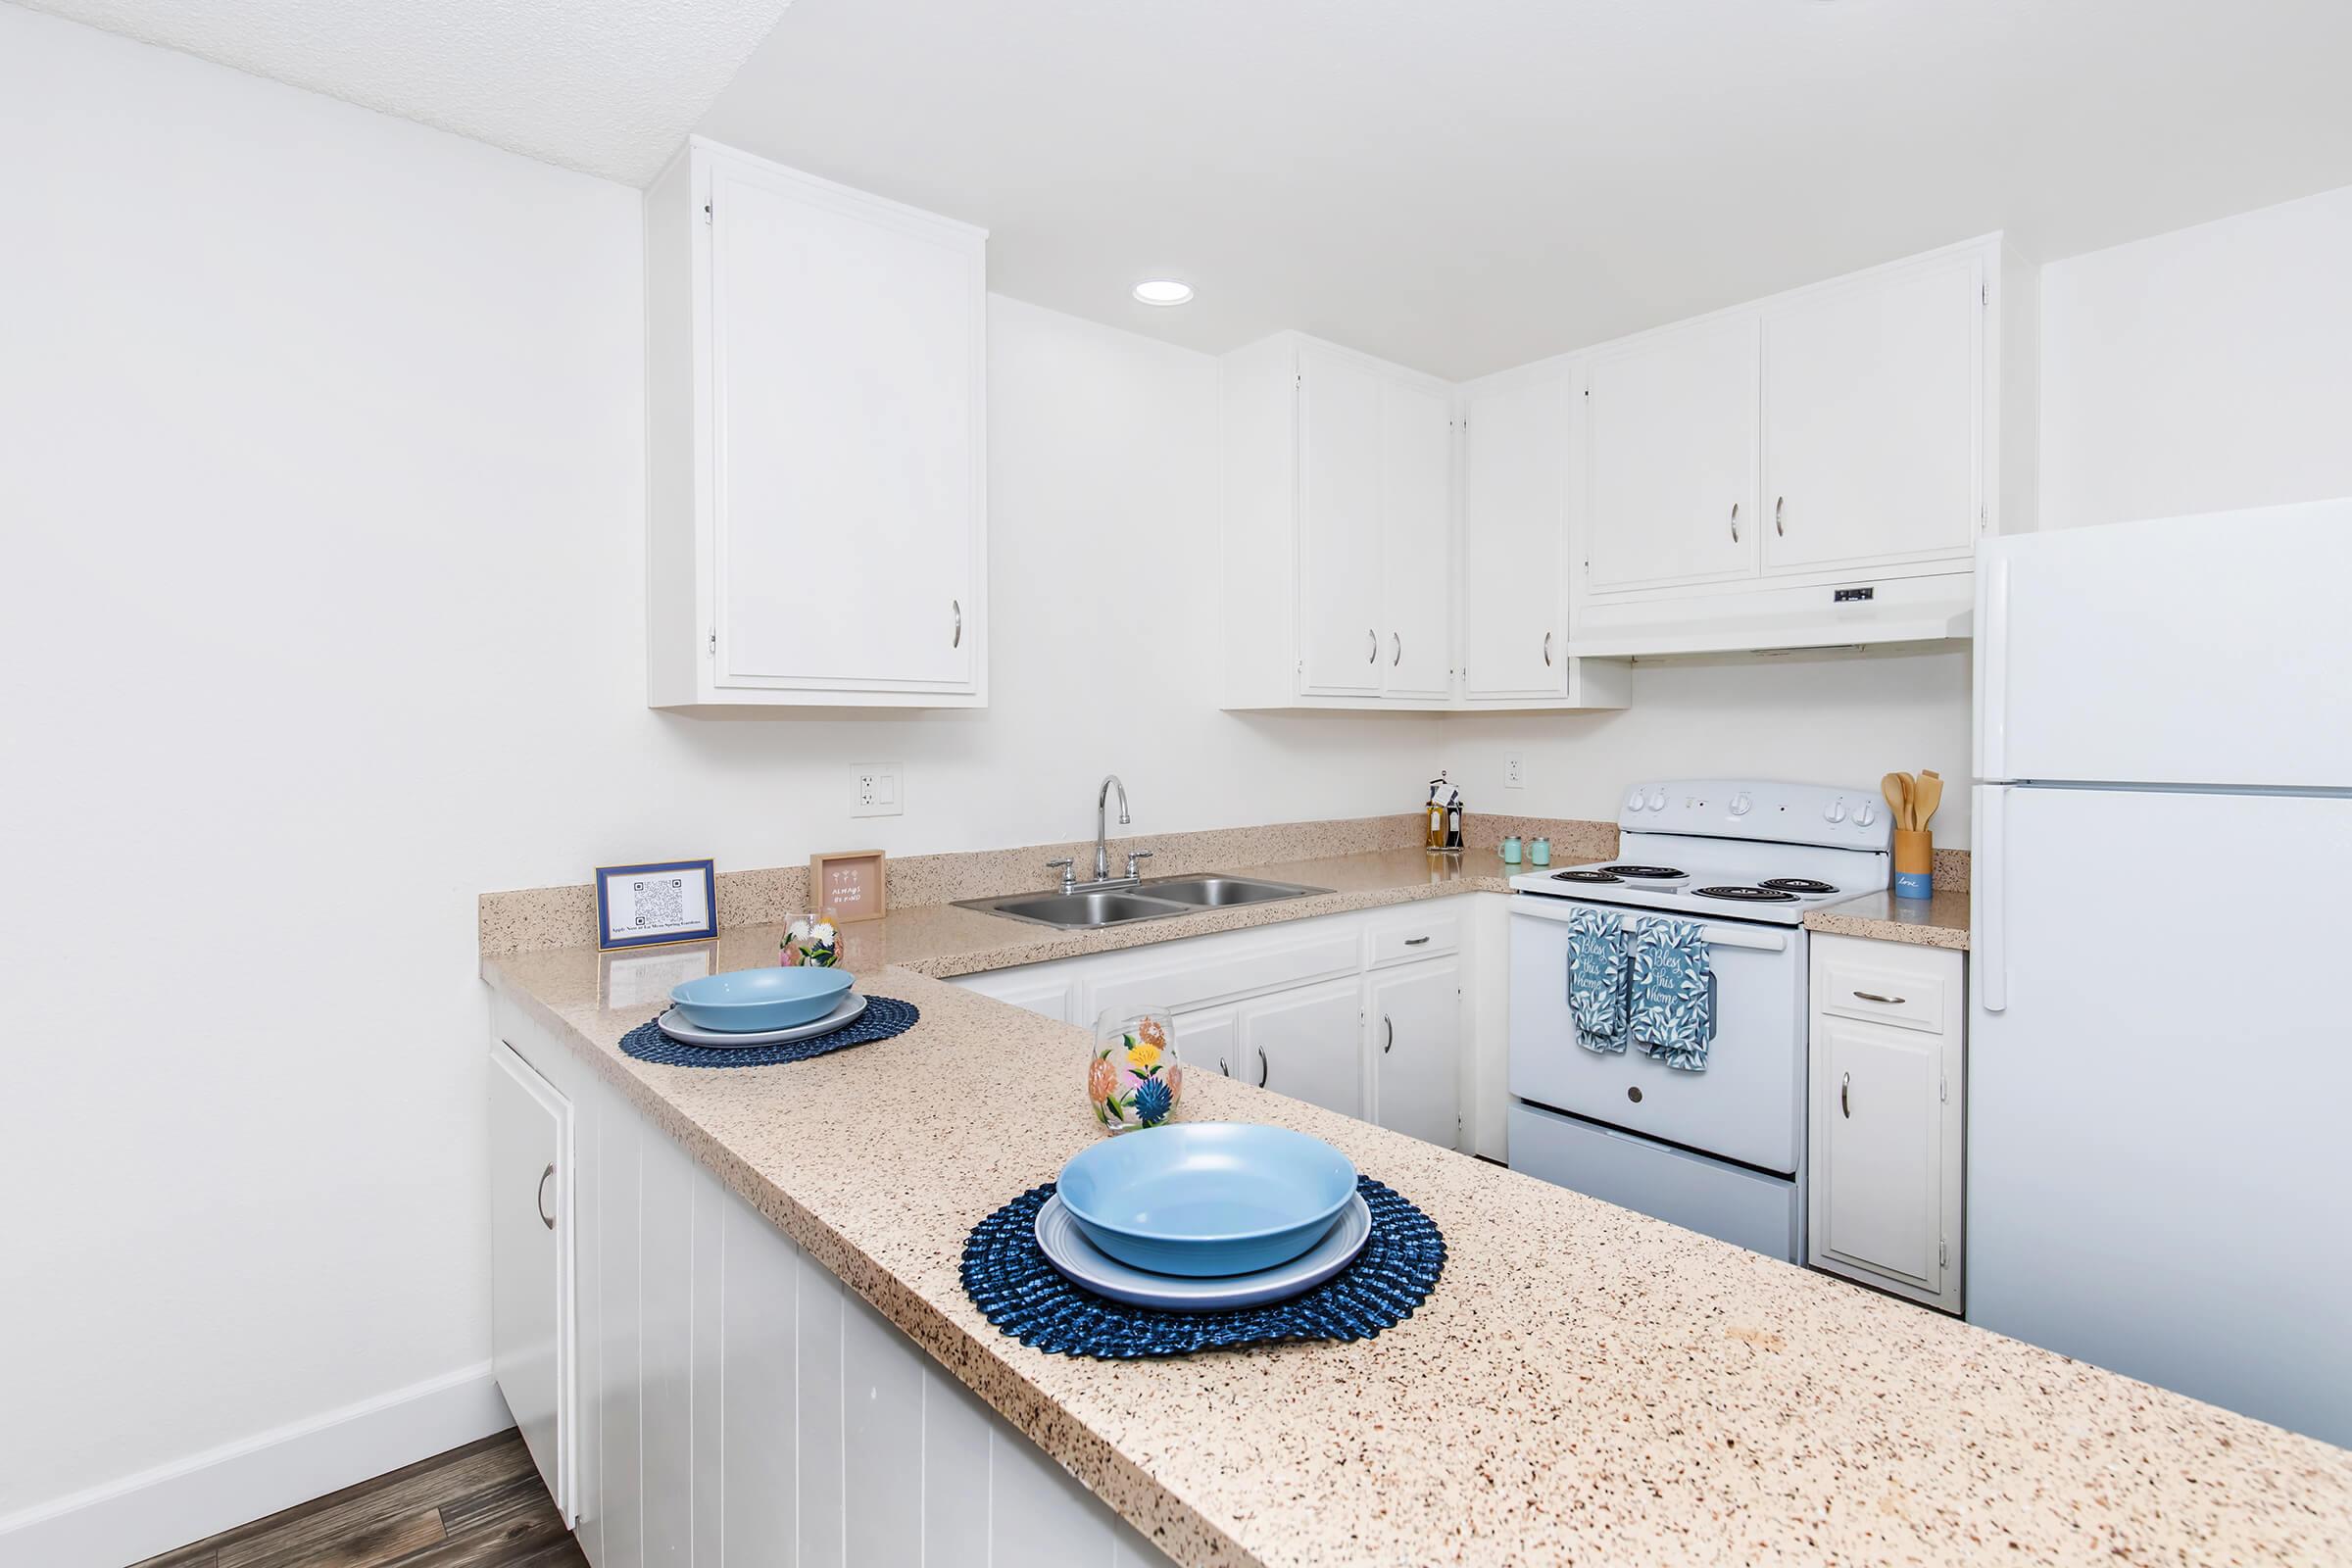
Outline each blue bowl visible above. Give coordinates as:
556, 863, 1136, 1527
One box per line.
1055, 1122, 1358, 1278
669, 966, 854, 1032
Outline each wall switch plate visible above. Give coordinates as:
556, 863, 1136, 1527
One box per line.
1504, 753, 1525, 790
851, 764, 903, 817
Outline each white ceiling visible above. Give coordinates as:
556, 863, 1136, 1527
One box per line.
699, 0, 2352, 378
15, 0, 792, 184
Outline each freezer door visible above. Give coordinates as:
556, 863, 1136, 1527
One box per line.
1968, 783, 2352, 1445
1976, 496, 2352, 788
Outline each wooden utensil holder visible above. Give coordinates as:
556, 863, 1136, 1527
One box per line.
1892, 828, 1934, 900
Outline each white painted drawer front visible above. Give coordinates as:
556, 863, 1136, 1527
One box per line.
1815, 941, 1953, 1035
1364, 904, 1462, 968
1508, 1102, 1799, 1261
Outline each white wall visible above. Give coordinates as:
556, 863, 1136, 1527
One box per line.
0, 10, 1436, 1557
2041, 181, 2352, 531
1442, 647, 1975, 847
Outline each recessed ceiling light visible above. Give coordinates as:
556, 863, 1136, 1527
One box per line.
1132, 279, 1194, 307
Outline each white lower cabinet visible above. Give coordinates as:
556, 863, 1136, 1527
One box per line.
1240, 975, 1366, 1117
947, 901, 1472, 1147
1806, 934, 1967, 1312
1368, 958, 1462, 1150
489, 1043, 575, 1524
488, 999, 1168, 1567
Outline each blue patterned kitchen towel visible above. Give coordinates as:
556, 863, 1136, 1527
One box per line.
1629, 917, 1715, 1072
1566, 906, 1630, 1054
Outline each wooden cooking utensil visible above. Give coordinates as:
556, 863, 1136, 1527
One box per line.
1882, 772, 1909, 829
1914, 772, 1943, 827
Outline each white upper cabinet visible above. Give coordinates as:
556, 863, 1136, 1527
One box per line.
1221, 331, 1627, 712
1379, 376, 1455, 699
1585, 314, 1762, 594
1760, 252, 1983, 575
646, 139, 987, 710
1457, 367, 1582, 703
1296, 346, 1390, 696
1569, 233, 2033, 659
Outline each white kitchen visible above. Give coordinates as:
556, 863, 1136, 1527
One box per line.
4, 3, 2351, 1565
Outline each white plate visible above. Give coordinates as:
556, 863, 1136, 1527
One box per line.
1033, 1192, 1371, 1312
656, 992, 869, 1048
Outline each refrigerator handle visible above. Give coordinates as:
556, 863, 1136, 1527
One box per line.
1978, 784, 2008, 1013
1977, 552, 2011, 781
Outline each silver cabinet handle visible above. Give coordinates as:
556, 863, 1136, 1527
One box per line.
1391, 632, 1401, 666
1839, 1073, 1851, 1119
537, 1163, 556, 1230
1219, 1057, 1230, 1077
1256, 1046, 1269, 1088
1366, 628, 1378, 663
1382, 1015, 1395, 1054
1403, 935, 1430, 947
1851, 990, 1906, 1005
952, 598, 962, 648
1775, 496, 1786, 537
1543, 631, 1553, 667
1730, 502, 1740, 543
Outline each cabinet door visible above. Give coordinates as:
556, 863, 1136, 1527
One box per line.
490, 1044, 572, 1520
1368, 959, 1461, 1149
1297, 346, 1386, 695
1762, 255, 1981, 575
1586, 315, 1760, 593
1238, 976, 1364, 1117
1810, 1015, 1948, 1297
953, 963, 1081, 1023
1460, 371, 1571, 698
710, 157, 981, 693
1174, 1004, 1240, 1081
1379, 377, 1453, 699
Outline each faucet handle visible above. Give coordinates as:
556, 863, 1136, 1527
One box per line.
1124, 849, 1154, 879
1045, 857, 1076, 893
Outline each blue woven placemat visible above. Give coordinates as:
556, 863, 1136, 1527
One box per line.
961, 1176, 1445, 1358
617, 996, 920, 1068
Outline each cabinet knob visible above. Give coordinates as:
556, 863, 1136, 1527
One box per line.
537, 1163, 556, 1230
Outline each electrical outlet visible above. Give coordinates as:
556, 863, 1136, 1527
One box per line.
851, 763, 903, 817
1504, 752, 1525, 790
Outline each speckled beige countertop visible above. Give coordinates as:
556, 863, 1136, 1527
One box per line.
1805, 889, 1973, 951
480, 849, 2350, 1566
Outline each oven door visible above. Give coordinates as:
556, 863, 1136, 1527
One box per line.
1507, 897, 1807, 1174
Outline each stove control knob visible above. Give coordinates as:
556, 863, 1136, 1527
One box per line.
1626, 789, 1648, 812
1823, 798, 1848, 824
1648, 787, 1669, 811
1728, 792, 1753, 817
1854, 801, 1878, 828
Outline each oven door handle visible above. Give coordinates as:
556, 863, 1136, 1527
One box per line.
1705, 969, 1720, 1042
1507, 901, 1789, 953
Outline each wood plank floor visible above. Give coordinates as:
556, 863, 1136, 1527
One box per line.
131, 1430, 586, 1568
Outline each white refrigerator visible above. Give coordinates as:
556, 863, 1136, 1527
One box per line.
1971, 497, 2352, 1446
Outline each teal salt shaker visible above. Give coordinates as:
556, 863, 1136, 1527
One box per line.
1500, 836, 1523, 864
1530, 837, 1551, 866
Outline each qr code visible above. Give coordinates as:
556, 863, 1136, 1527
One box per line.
632, 876, 687, 929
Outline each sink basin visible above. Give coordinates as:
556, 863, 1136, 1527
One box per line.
983, 891, 1191, 929
957, 872, 1333, 930
1142, 875, 1328, 908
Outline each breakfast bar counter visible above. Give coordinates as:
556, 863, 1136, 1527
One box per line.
480, 850, 2350, 1567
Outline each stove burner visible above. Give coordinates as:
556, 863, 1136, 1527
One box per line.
1693, 885, 1800, 903
1600, 864, 1688, 881
1759, 878, 1837, 896
1550, 869, 1623, 884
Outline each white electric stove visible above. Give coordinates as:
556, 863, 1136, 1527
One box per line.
1506, 779, 1891, 1261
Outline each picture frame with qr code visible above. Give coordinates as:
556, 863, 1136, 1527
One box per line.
594, 858, 718, 951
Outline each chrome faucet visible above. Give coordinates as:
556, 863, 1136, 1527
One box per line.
1094, 774, 1130, 882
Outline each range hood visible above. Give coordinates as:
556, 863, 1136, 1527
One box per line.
1565, 573, 1976, 660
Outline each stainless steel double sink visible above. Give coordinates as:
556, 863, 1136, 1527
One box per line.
956, 875, 1333, 931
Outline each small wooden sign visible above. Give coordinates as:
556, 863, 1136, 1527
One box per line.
809, 850, 888, 923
